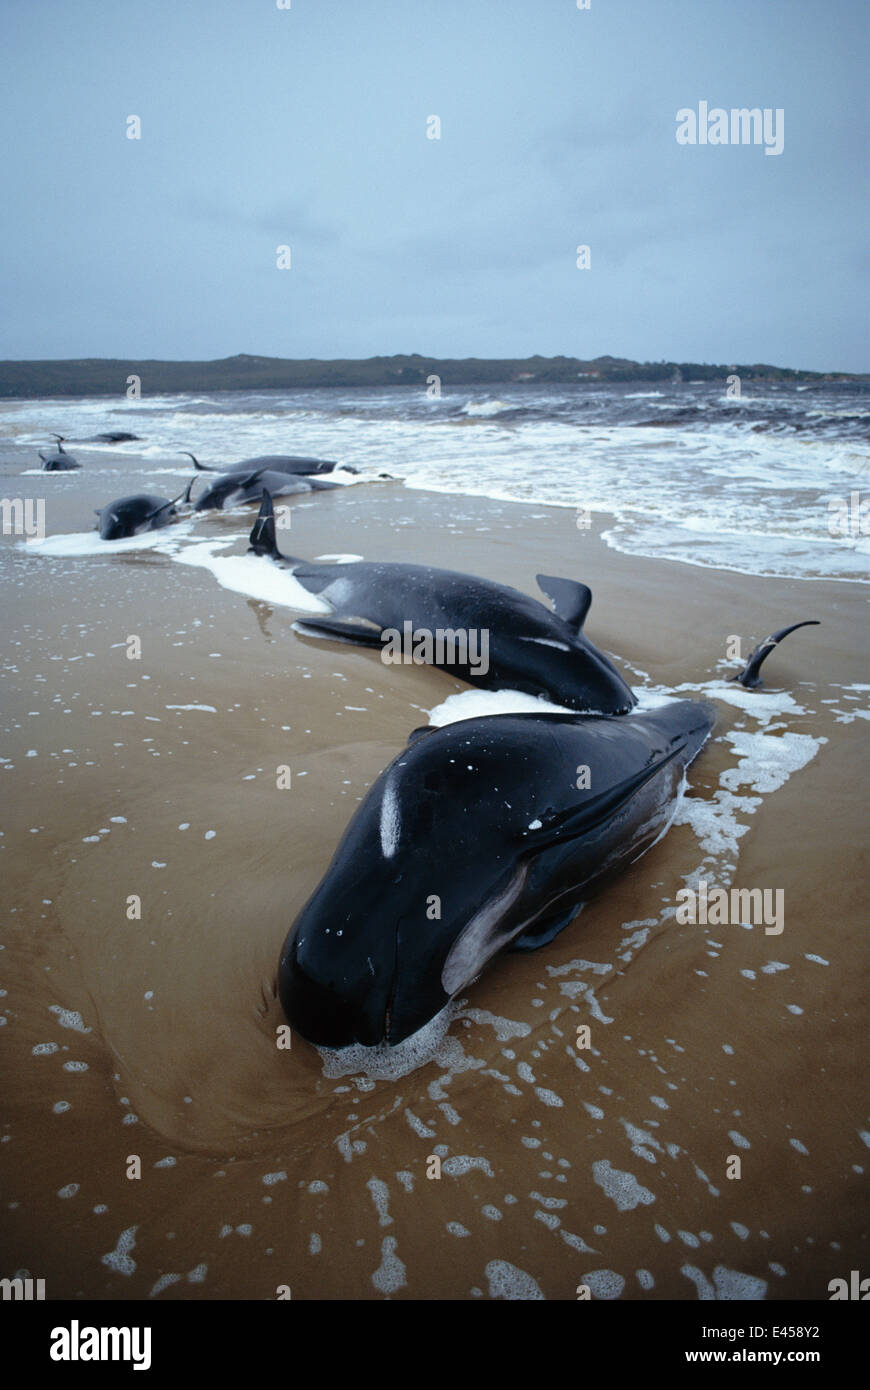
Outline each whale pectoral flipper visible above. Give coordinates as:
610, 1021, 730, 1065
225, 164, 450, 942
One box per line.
291, 617, 384, 648
146, 480, 197, 520
520, 745, 685, 855
509, 899, 584, 952
143, 498, 177, 522
536, 575, 593, 629
234, 468, 270, 488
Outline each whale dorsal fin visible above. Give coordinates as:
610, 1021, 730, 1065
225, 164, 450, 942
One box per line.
142, 499, 171, 522
406, 725, 434, 745
248, 488, 283, 560
536, 575, 592, 629
519, 745, 684, 855
248, 489, 307, 566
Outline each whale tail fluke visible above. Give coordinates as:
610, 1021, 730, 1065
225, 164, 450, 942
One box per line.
181, 451, 216, 472
732, 620, 820, 689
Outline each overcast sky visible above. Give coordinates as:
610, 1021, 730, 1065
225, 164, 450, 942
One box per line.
1, 0, 867, 371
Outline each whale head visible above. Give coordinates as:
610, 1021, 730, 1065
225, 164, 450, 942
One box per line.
504, 575, 637, 715
507, 632, 637, 714
96, 493, 184, 540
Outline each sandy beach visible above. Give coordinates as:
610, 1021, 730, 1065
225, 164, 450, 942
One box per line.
1, 465, 867, 1302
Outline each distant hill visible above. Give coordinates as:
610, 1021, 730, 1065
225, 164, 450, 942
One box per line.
0, 352, 865, 398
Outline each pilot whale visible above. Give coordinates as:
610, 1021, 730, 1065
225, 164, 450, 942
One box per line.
248, 489, 636, 714
278, 699, 715, 1047
95, 480, 195, 540
39, 435, 80, 471
192, 465, 338, 512
182, 451, 341, 476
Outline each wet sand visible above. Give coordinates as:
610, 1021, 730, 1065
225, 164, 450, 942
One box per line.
1, 465, 868, 1301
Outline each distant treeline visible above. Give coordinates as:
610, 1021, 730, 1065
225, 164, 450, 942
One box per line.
0, 353, 864, 398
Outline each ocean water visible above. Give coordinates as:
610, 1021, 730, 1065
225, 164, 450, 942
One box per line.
2, 379, 868, 581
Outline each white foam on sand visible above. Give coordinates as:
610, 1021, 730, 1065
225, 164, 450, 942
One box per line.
592, 1160, 655, 1211
427, 688, 573, 726
173, 543, 331, 612
427, 678, 810, 735
366, 1178, 393, 1227
582, 1269, 626, 1300
101, 1225, 138, 1276
316, 1003, 460, 1081
324, 468, 366, 487
676, 727, 825, 865
442, 1155, 494, 1178
713, 1266, 768, 1300
635, 679, 807, 726
371, 1236, 406, 1294
22, 520, 196, 558
48, 1006, 91, 1034
634, 679, 827, 884
721, 729, 823, 796
22, 522, 348, 619
456, 1007, 531, 1041
486, 1260, 545, 1300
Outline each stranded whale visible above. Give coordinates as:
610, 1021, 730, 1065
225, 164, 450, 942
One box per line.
183, 451, 342, 476
278, 700, 715, 1047
192, 466, 339, 512
248, 489, 636, 714
39, 435, 80, 471
95, 480, 195, 540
